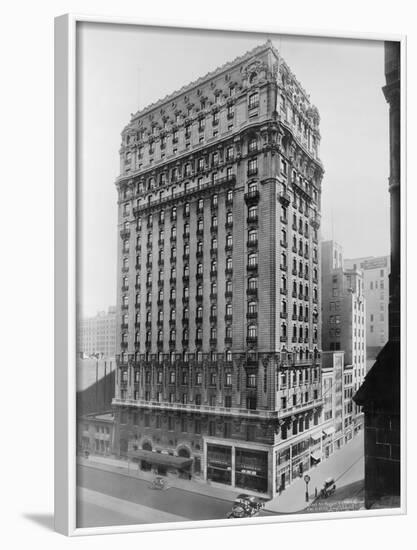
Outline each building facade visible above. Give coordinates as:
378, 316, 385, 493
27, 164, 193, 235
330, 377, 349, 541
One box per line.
321, 241, 366, 433
321, 241, 366, 392
112, 41, 324, 497
321, 351, 355, 455
78, 412, 115, 456
344, 256, 390, 359
78, 307, 117, 358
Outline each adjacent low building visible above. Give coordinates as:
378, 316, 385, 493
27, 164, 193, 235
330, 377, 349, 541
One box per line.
78, 412, 115, 456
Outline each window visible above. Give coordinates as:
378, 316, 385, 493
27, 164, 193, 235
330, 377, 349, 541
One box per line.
248, 92, 259, 110
248, 137, 257, 153
248, 253, 258, 267
248, 205, 257, 220
247, 158, 258, 175
248, 277, 258, 290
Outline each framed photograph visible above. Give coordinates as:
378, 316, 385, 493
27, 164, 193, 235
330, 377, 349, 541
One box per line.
54, 14, 406, 536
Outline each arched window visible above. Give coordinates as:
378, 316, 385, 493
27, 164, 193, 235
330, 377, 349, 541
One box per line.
247, 325, 257, 338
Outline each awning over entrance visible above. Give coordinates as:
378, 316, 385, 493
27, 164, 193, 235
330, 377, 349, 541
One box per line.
323, 426, 336, 436
128, 450, 193, 468
310, 452, 321, 462
310, 431, 322, 442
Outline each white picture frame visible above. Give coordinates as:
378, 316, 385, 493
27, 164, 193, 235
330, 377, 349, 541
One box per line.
54, 13, 407, 536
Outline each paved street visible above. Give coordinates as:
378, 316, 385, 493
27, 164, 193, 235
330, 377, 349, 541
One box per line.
77, 464, 242, 527
76, 432, 364, 527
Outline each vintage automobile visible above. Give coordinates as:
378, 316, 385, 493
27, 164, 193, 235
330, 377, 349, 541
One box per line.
227, 494, 265, 519
319, 478, 336, 498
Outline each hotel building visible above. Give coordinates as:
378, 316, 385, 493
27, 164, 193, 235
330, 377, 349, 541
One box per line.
112, 41, 324, 497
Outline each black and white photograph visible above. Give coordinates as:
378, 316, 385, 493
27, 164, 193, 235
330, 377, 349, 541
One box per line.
62, 17, 404, 534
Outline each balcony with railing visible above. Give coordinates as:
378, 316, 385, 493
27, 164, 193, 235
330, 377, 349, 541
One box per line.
246, 311, 258, 320
120, 228, 130, 239
247, 215, 258, 225
278, 191, 291, 206
244, 189, 260, 205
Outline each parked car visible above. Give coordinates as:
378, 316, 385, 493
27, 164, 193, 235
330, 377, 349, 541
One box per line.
319, 478, 336, 498
227, 494, 265, 519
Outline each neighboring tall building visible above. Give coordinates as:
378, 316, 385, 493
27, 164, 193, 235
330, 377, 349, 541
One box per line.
321, 241, 366, 394
112, 41, 324, 498
344, 256, 390, 359
354, 41, 401, 509
321, 351, 356, 455
78, 307, 117, 358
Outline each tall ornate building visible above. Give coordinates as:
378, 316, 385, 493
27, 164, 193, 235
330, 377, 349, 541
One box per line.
112, 41, 324, 498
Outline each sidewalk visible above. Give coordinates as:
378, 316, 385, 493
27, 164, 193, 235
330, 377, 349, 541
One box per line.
264, 432, 364, 514
78, 431, 364, 516
78, 454, 246, 504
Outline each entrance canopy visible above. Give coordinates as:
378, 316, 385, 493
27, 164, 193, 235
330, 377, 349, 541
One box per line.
323, 426, 336, 436
128, 450, 193, 468
310, 452, 321, 462
310, 431, 322, 442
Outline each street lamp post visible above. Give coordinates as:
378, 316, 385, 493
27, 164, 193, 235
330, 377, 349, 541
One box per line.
304, 474, 311, 503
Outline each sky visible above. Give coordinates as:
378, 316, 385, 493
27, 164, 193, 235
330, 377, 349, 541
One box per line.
77, 23, 389, 318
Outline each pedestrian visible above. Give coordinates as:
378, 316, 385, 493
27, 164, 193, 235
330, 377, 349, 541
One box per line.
315, 487, 318, 498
